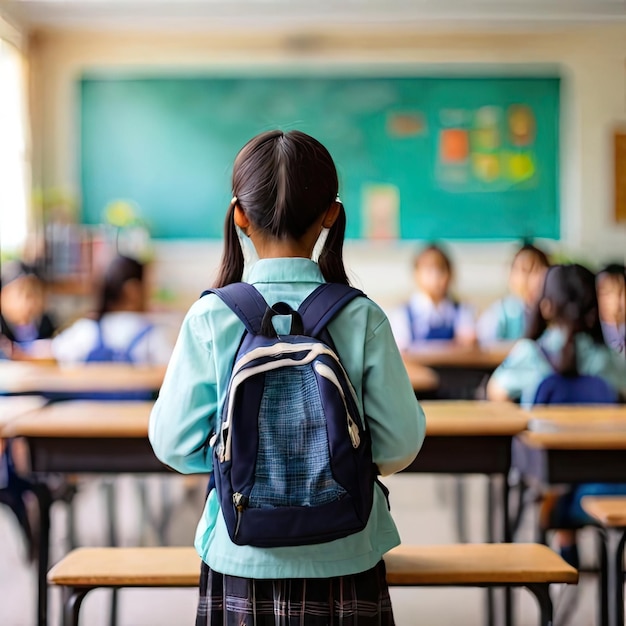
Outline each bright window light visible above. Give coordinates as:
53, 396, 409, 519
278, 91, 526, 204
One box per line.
0, 39, 29, 255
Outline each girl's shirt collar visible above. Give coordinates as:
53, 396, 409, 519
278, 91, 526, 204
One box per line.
246, 258, 324, 285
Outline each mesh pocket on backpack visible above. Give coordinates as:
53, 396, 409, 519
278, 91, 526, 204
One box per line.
249, 365, 347, 508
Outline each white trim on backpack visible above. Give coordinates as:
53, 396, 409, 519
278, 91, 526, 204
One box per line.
218, 342, 361, 463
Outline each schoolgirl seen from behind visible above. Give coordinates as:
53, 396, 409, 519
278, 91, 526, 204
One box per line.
149, 130, 425, 625
487, 263, 626, 405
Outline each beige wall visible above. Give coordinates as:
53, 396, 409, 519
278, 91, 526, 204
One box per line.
27, 26, 626, 309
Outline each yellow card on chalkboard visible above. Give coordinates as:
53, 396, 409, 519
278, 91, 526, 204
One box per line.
361, 184, 400, 240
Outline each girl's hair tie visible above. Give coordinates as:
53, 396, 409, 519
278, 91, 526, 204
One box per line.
231, 196, 238, 205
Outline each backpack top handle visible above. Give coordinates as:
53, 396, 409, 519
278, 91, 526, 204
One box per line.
261, 302, 304, 337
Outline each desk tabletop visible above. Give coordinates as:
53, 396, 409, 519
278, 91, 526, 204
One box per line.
520, 405, 626, 449
0, 362, 166, 394
420, 400, 529, 436
4, 401, 154, 438
404, 343, 511, 369
402, 361, 439, 392
581, 497, 626, 528
0, 396, 47, 435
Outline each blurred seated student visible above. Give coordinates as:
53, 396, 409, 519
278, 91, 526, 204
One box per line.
597, 263, 625, 356
0, 261, 56, 358
487, 264, 626, 567
52, 255, 173, 365
487, 264, 626, 405
390, 243, 476, 351
477, 243, 549, 345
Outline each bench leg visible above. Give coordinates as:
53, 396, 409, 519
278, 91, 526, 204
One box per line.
64, 588, 92, 626
525, 583, 553, 626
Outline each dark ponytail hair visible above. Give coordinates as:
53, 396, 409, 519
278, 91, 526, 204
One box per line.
214, 197, 245, 288
526, 264, 604, 376
96, 255, 144, 320
214, 130, 348, 287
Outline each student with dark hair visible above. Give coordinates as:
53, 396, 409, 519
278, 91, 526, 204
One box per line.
390, 243, 476, 351
52, 255, 173, 364
0, 261, 56, 354
150, 130, 425, 625
489, 264, 626, 567
597, 262, 625, 356
477, 243, 550, 344
487, 264, 626, 404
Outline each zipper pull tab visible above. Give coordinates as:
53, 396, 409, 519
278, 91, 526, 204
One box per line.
233, 492, 249, 538
348, 417, 361, 448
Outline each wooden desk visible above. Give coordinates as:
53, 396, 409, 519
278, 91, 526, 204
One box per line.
404, 343, 511, 369
402, 360, 439, 393
0, 362, 166, 398
7, 400, 167, 626
0, 396, 47, 436
403, 343, 511, 400
408, 401, 527, 476
515, 406, 626, 483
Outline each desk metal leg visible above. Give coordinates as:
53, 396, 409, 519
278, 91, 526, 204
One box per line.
502, 476, 513, 626
525, 583, 553, 626
33, 482, 52, 626
486, 477, 495, 626
454, 476, 468, 543
607, 529, 626, 626
103, 481, 119, 626
64, 587, 92, 626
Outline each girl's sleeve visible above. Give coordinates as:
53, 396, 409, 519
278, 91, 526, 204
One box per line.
362, 315, 426, 476
488, 339, 550, 401
149, 309, 217, 474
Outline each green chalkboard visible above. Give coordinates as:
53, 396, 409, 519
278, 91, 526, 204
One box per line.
80, 75, 560, 240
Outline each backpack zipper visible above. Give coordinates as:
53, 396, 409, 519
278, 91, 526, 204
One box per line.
233, 492, 248, 538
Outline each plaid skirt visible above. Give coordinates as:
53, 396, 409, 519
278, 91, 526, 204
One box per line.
195, 560, 395, 626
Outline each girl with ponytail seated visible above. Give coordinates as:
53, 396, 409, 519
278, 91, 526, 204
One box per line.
487, 264, 626, 567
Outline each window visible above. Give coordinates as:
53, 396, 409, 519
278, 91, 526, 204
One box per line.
0, 38, 29, 255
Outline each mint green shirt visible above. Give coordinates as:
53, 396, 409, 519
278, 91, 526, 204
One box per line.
149, 258, 426, 579
490, 327, 626, 406
477, 295, 526, 344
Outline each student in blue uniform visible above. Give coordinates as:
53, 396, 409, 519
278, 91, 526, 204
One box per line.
477, 243, 549, 345
52, 255, 173, 365
390, 244, 476, 351
149, 130, 425, 625
597, 263, 625, 356
487, 264, 626, 566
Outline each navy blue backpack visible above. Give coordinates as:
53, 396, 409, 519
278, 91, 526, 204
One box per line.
202, 282, 376, 547
533, 345, 618, 405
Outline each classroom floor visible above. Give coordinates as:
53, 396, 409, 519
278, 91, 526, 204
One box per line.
0, 473, 605, 626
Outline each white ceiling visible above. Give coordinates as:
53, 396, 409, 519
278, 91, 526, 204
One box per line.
2, 0, 626, 32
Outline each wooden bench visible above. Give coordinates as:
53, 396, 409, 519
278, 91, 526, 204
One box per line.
582, 497, 626, 626
48, 543, 577, 626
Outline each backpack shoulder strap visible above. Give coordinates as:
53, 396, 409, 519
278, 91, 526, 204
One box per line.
125, 324, 154, 360
94, 320, 106, 350
298, 283, 365, 337
201, 283, 268, 335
